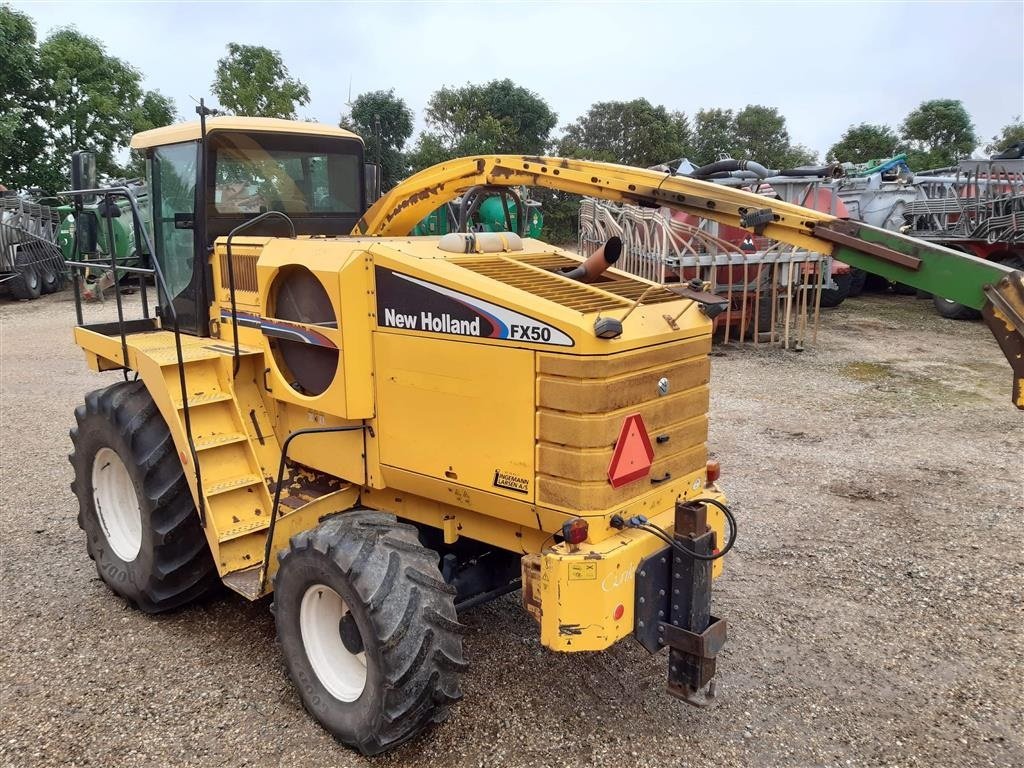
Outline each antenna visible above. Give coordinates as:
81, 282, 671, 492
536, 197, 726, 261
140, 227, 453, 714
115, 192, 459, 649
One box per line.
345, 77, 353, 108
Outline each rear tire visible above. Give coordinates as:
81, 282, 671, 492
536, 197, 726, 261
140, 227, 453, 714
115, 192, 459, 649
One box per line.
69, 381, 218, 612
39, 255, 64, 294
932, 295, 981, 320
273, 511, 466, 755
848, 268, 867, 297
8, 252, 41, 300
892, 282, 917, 296
819, 272, 851, 308
1000, 253, 1024, 271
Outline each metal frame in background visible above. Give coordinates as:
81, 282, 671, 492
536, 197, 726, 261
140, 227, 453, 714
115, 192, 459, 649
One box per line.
0, 197, 66, 286
579, 198, 829, 350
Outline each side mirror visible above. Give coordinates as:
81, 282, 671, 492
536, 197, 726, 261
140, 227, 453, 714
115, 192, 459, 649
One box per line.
364, 163, 382, 210
71, 150, 98, 205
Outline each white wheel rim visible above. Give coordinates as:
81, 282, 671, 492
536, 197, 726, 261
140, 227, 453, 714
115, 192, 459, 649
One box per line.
300, 584, 367, 702
91, 447, 143, 562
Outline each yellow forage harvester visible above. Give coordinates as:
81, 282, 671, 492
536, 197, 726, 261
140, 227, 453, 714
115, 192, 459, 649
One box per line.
64, 115, 1024, 754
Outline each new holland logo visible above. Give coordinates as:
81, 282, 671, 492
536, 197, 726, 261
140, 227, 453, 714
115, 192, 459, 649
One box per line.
375, 267, 574, 347
493, 469, 529, 494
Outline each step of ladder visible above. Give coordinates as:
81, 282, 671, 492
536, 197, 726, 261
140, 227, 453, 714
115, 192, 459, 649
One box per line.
205, 473, 263, 496
173, 390, 233, 409
193, 431, 249, 451
221, 565, 263, 600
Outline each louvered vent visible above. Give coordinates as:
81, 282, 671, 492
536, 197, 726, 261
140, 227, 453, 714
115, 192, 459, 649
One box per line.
515, 253, 681, 306
454, 253, 680, 313
220, 251, 259, 294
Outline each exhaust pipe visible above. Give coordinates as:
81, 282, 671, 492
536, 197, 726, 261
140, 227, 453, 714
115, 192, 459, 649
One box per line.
563, 236, 622, 283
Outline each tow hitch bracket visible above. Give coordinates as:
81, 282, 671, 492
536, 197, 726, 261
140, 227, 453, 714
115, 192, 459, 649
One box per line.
634, 499, 728, 706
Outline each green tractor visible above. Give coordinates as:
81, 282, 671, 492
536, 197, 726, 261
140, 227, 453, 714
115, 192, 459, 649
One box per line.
54, 153, 151, 301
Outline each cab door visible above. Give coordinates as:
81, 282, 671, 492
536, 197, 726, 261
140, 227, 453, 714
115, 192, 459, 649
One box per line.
149, 141, 207, 335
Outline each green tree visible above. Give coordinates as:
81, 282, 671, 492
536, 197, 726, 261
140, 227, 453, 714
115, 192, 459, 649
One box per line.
122, 89, 176, 177
38, 28, 176, 189
691, 106, 815, 168
0, 5, 49, 191
780, 143, 818, 168
341, 89, 414, 190
899, 99, 977, 169
985, 117, 1024, 156
408, 79, 557, 171
557, 98, 691, 167
692, 108, 737, 164
827, 123, 900, 163
212, 43, 310, 119
733, 105, 817, 168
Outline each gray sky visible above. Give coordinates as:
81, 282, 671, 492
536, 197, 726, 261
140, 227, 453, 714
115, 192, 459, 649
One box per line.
13, 0, 1024, 157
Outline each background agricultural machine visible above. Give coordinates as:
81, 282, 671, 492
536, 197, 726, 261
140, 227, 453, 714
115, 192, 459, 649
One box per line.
412, 185, 544, 238
0, 194, 67, 299
580, 161, 852, 348
50, 168, 151, 302
593, 153, 1024, 345
706, 154, 1024, 319
60, 116, 1024, 755
0, 169, 149, 302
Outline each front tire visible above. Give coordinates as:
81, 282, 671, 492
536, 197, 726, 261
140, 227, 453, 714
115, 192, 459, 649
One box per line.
273, 511, 466, 755
69, 381, 218, 612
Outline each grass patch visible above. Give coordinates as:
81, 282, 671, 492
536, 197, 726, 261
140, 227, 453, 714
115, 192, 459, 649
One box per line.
840, 361, 894, 381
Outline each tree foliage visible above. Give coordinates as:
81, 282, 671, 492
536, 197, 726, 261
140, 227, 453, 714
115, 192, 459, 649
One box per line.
691, 105, 816, 168
408, 79, 557, 171
985, 117, 1024, 156
557, 99, 691, 167
40, 28, 177, 184
341, 89, 414, 190
1, 5, 49, 191
1, 21, 177, 192
692, 108, 737, 165
734, 105, 791, 166
212, 43, 310, 119
899, 99, 976, 169
827, 123, 900, 163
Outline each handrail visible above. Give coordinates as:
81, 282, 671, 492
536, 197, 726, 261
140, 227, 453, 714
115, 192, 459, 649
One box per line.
61, 185, 209, 526
223, 211, 296, 375
258, 424, 373, 595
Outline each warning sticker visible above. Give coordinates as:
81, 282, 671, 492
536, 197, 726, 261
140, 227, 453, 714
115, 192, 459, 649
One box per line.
567, 562, 597, 581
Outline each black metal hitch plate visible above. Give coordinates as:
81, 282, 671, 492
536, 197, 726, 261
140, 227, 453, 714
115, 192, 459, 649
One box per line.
633, 500, 729, 706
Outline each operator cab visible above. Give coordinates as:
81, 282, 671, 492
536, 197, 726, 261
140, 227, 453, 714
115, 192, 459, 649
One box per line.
128, 116, 379, 336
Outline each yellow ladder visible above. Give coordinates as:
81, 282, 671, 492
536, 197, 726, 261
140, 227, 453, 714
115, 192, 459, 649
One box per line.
154, 342, 278, 598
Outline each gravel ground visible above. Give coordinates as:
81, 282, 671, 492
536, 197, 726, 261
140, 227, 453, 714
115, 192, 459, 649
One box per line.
1, 290, 1021, 768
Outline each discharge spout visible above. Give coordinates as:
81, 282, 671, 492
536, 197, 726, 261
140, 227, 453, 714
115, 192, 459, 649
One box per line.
562, 236, 622, 283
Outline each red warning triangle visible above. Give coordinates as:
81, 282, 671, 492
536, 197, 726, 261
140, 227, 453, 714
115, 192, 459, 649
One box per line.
607, 414, 655, 488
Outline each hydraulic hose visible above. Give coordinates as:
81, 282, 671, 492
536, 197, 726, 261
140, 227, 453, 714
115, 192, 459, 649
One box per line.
777, 164, 844, 178
611, 498, 738, 561
690, 159, 773, 179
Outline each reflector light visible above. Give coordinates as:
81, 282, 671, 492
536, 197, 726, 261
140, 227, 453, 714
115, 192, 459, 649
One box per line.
613, 604, 625, 621
706, 459, 721, 484
607, 414, 655, 488
561, 518, 589, 545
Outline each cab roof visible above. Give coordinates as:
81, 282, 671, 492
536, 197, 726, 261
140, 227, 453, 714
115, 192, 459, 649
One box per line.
129, 116, 363, 150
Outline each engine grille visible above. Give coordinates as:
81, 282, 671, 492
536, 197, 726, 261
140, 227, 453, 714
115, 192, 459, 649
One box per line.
536, 336, 711, 511
454, 253, 680, 314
